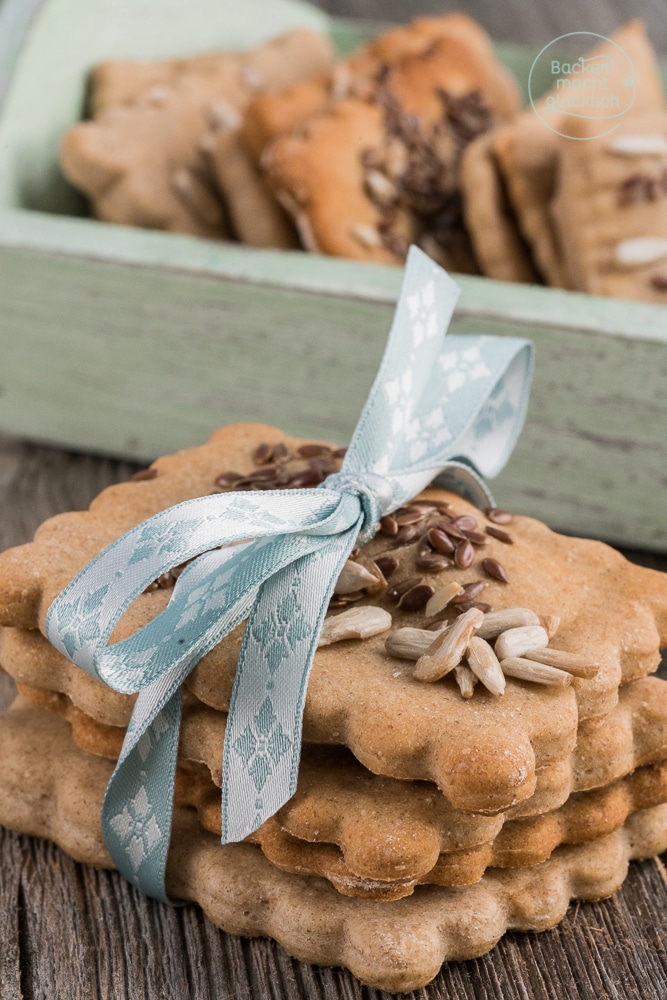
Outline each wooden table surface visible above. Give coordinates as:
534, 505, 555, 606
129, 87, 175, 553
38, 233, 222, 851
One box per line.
2, 0, 667, 996
1, 435, 667, 1000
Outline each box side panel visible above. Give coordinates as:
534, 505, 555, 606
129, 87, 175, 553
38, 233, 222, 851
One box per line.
0, 245, 390, 454
2, 210, 667, 346
2, 245, 667, 550
451, 314, 667, 549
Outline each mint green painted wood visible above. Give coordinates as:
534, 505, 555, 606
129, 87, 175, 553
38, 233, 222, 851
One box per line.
0, 0, 43, 106
1, 0, 667, 550
2, 209, 667, 551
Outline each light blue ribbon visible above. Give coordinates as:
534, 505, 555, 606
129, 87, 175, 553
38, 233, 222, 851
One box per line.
45, 247, 534, 902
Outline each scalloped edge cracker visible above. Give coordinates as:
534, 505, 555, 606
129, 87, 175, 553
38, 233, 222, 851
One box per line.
1, 699, 667, 994
16, 675, 667, 896
0, 424, 666, 815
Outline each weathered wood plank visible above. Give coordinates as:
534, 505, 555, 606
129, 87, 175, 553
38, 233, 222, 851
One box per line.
0, 827, 22, 1000
1, 826, 666, 1000
2, 238, 667, 551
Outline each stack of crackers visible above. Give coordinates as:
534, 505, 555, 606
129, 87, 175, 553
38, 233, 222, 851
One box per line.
1, 423, 667, 991
60, 15, 667, 303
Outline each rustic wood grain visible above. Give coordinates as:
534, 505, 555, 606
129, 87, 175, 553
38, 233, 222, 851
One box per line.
311, 0, 667, 54
0, 432, 666, 999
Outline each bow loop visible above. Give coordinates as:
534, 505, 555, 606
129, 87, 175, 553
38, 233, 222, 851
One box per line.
45, 246, 535, 903
320, 471, 395, 544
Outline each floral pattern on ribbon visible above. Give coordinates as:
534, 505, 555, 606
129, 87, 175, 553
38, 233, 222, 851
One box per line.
45, 246, 534, 903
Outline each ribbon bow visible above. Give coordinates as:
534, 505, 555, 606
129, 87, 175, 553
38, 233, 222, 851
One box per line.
45, 247, 533, 902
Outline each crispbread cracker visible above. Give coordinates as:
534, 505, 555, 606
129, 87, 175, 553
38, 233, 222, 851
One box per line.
61, 31, 333, 238
551, 109, 667, 300
207, 127, 299, 248
88, 31, 334, 116
248, 756, 667, 898
1, 424, 666, 814
15, 676, 667, 896
492, 22, 664, 288
460, 129, 539, 283
241, 12, 519, 160
261, 30, 518, 267
1, 699, 667, 993
63, 88, 232, 239
492, 117, 569, 287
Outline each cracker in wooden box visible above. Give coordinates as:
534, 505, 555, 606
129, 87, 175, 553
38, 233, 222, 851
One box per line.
60, 29, 334, 239
551, 109, 667, 301
459, 128, 540, 284
488, 22, 664, 288
241, 12, 519, 160
261, 28, 521, 268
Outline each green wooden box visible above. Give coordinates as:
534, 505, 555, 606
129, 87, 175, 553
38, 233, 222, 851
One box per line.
1, 0, 667, 551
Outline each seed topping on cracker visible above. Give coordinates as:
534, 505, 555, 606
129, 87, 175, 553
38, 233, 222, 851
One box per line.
386, 606, 597, 696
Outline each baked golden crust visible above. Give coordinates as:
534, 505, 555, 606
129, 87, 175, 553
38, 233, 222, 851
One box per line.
14, 676, 667, 898
551, 110, 667, 301
1, 423, 666, 816
2, 699, 667, 992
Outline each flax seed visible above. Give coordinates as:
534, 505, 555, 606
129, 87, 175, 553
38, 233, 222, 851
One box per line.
297, 443, 331, 458
415, 553, 452, 572
486, 508, 514, 524
374, 555, 398, 577
485, 526, 515, 544
398, 584, 435, 611
287, 469, 321, 488
253, 443, 274, 465
451, 581, 485, 604
387, 577, 423, 602
394, 524, 419, 545
482, 558, 509, 583
380, 515, 399, 537
131, 468, 158, 481
454, 540, 474, 568
427, 528, 456, 555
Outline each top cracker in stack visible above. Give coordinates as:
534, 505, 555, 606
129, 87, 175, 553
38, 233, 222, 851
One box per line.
1, 422, 666, 819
